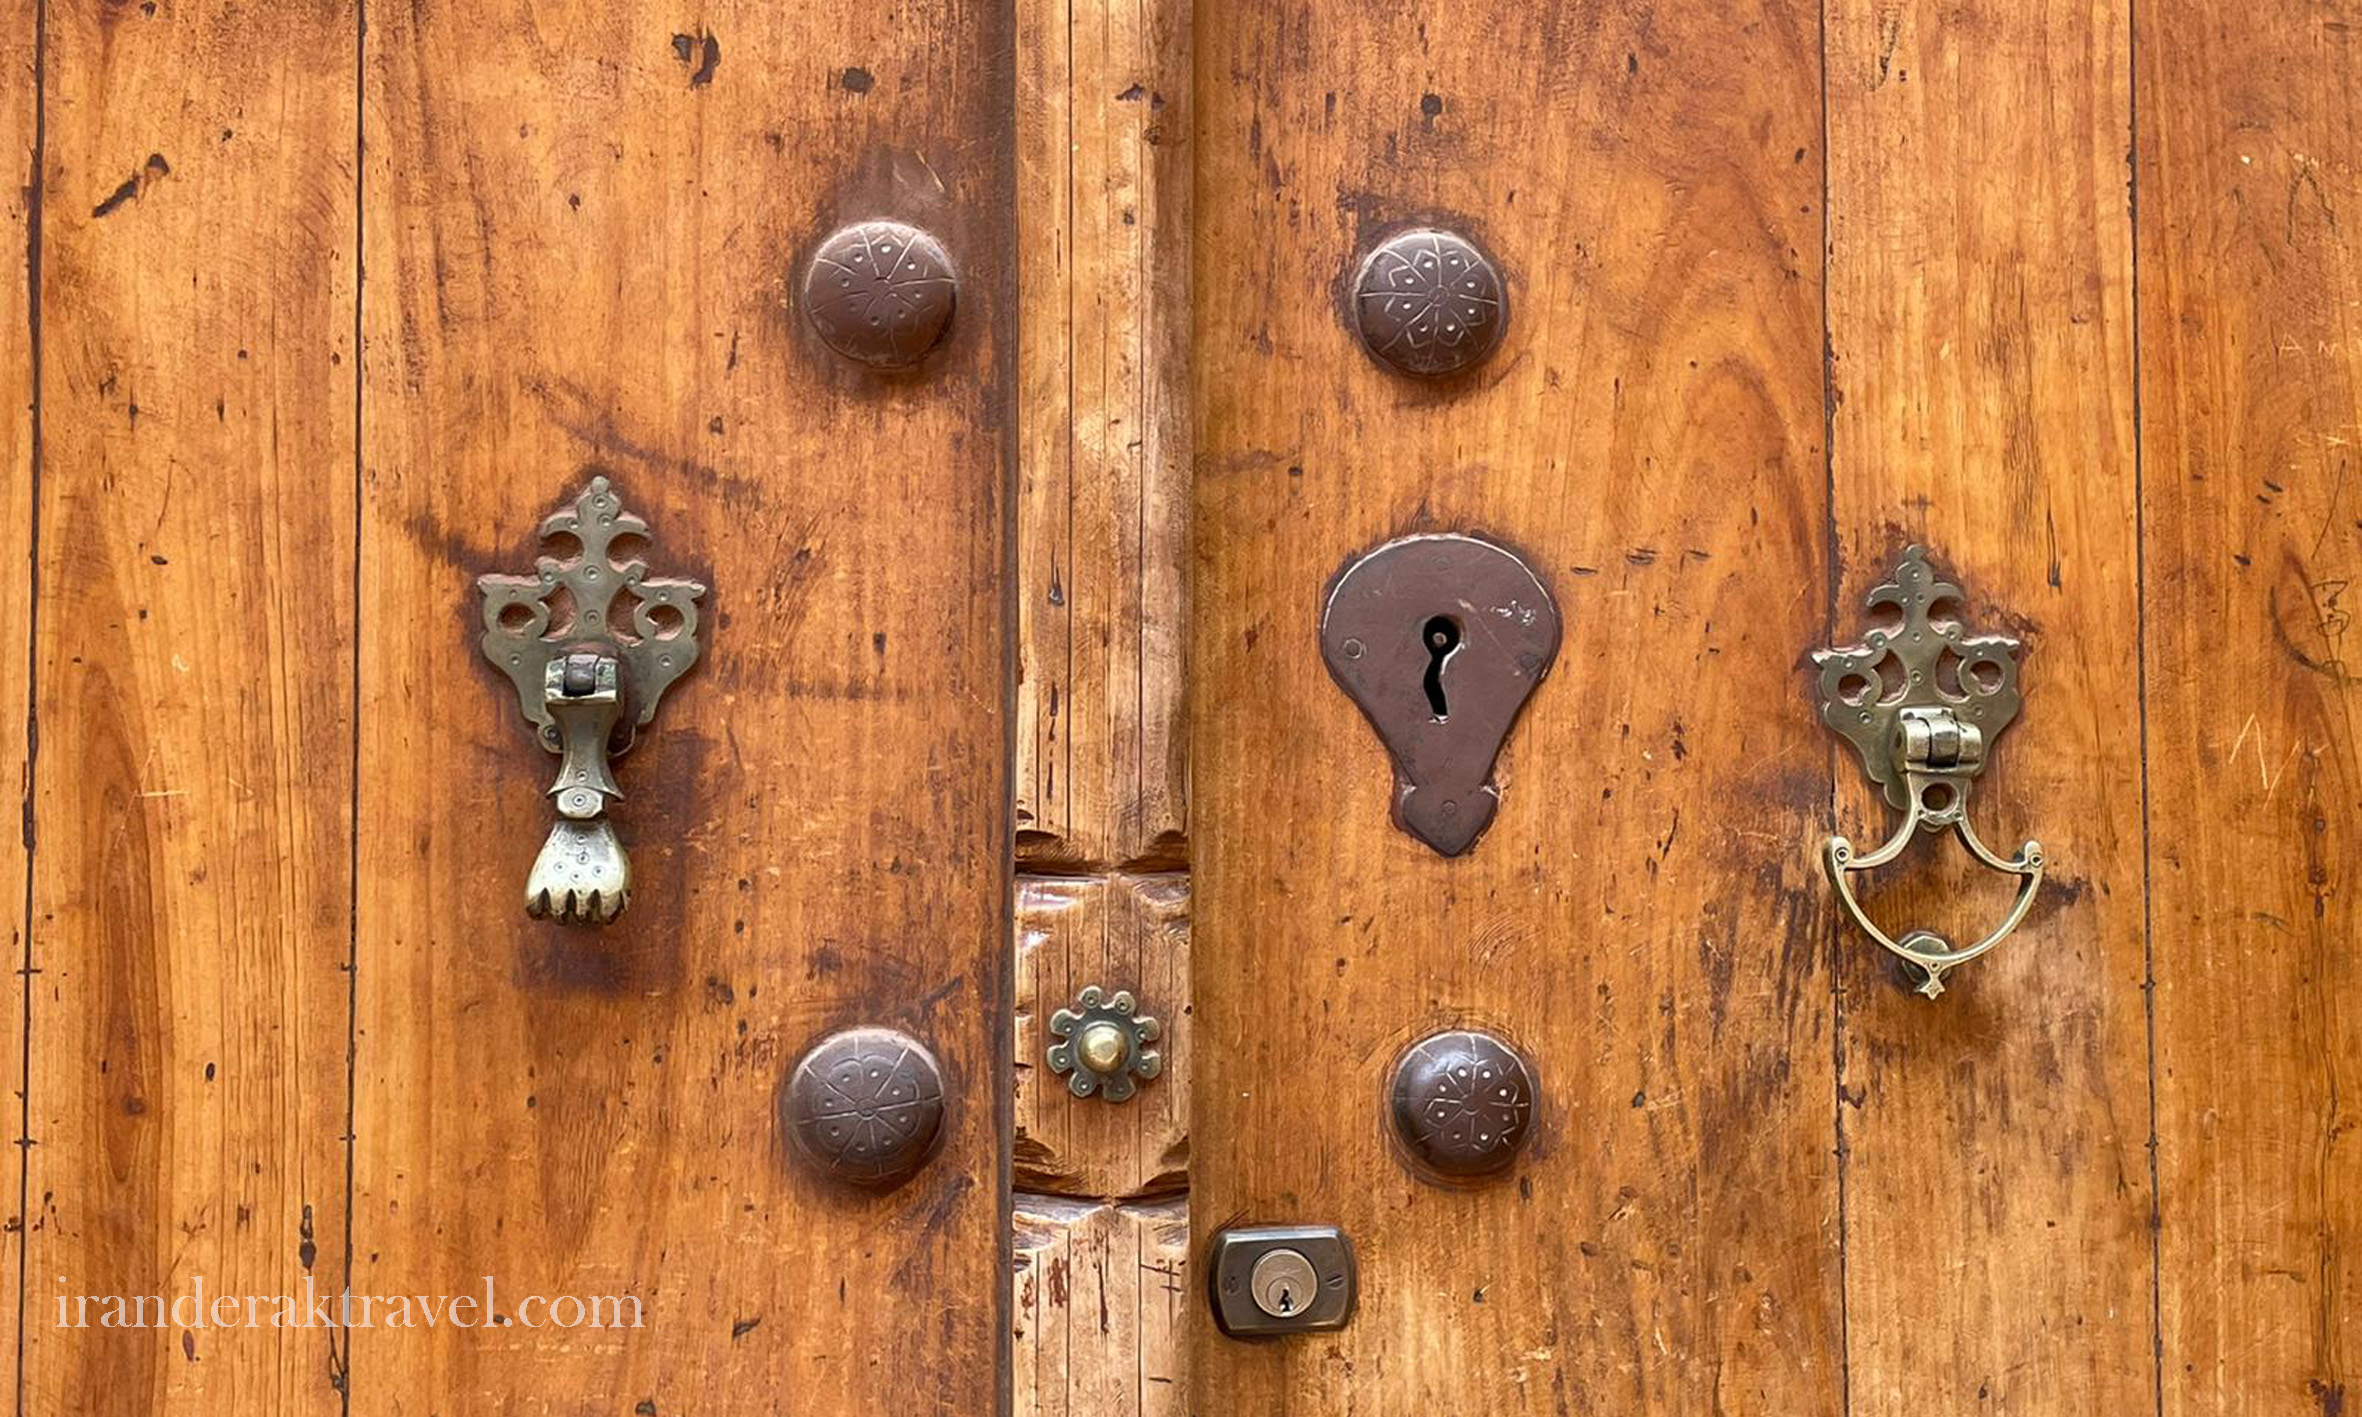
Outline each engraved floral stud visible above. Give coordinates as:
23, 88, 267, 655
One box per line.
801, 219, 958, 369
1046, 986, 1162, 1103
1352, 227, 1508, 377
1387, 1030, 1536, 1182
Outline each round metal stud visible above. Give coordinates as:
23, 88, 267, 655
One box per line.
1387, 1029, 1535, 1181
782, 1026, 946, 1188
801, 220, 957, 369
1352, 228, 1507, 378
1046, 985, 1163, 1103
1076, 1021, 1129, 1075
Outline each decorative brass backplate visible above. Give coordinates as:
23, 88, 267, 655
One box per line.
1046, 985, 1162, 1103
1812, 547, 2045, 996
478, 476, 707, 923
1813, 545, 2023, 817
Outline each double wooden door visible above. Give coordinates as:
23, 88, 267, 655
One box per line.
7, 0, 2354, 1412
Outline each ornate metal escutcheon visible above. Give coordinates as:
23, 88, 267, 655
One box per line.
1813, 546, 2046, 996
1046, 985, 1162, 1103
1320, 533, 1560, 856
781, 1027, 947, 1189
478, 476, 706, 923
1387, 1029, 1536, 1182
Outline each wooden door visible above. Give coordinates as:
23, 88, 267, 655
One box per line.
1190, 1, 2356, 1414
10, 0, 2360, 1412
18, 0, 1012, 1412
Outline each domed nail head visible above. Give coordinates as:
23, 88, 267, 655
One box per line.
1352, 228, 1507, 378
1388, 1029, 1536, 1182
802, 220, 958, 369
782, 1026, 947, 1189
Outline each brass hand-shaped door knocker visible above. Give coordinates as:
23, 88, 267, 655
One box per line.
1813, 547, 2045, 997
479, 476, 706, 923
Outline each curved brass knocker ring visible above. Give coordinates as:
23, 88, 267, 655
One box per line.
1824, 773, 2045, 997
1813, 548, 2048, 998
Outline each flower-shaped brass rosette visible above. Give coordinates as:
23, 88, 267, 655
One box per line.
1046, 986, 1162, 1103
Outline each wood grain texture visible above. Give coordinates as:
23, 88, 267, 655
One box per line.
1190, 0, 1838, 1409
355, 1, 1011, 1411
1012, 2, 1192, 1410
1014, 873, 1187, 1198
1013, 0, 1189, 870
0, 2, 35, 1397
1012, 1195, 1187, 1417
1825, 0, 2153, 1409
25, 0, 357, 1410
2138, 4, 2362, 1410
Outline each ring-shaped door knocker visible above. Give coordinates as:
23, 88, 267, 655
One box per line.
1813, 547, 2045, 997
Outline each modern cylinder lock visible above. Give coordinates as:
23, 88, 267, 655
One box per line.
1208, 1225, 1356, 1338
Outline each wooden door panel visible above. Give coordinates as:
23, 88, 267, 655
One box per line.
1826, 0, 2155, 1410
0, 17, 31, 1405
2139, 4, 2362, 1409
355, 1, 1011, 1411
24, 2, 359, 1412
1190, 0, 1839, 1409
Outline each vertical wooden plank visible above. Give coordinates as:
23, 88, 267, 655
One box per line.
2139, 4, 2362, 1410
1191, 0, 1837, 1409
1013, 873, 1188, 1198
1014, 0, 1189, 870
1012, 0, 1191, 1410
25, 0, 356, 1410
0, 2, 37, 1396
1012, 1197, 1187, 1417
356, 0, 1011, 1411
1824, 0, 2152, 1410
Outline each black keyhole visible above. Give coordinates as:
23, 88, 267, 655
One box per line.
1422, 615, 1461, 719
1277, 1287, 1296, 1315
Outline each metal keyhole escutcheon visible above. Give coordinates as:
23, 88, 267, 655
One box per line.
1320, 534, 1560, 856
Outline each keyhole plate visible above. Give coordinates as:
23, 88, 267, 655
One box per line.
1319, 533, 1561, 856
